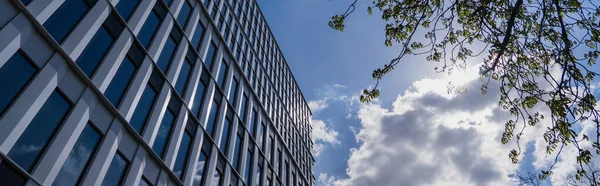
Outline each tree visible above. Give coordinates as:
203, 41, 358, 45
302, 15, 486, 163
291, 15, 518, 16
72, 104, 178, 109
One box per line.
330, 0, 600, 181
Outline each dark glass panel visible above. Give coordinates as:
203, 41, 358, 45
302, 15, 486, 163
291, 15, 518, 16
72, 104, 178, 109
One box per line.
173, 132, 192, 179
53, 124, 102, 186
115, 0, 140, 21
75, 27, 114, 77
217, 61, 228, 88
204, 42, 217, 70
43, 0, 93, 43
105, 57, 136, 106
205, 100, 219, 137
129, 85, 157, 134
191, 24, 205, 50
137, 11, 160, 48
0, 51, 37, 116
0, 162, 27, 186
175, 60, 192, 95
8, 91, 72, 172
176, 2, 191, 28
156, 37, 176, 73
101, 152, 128, 186
152, 109, 176, 158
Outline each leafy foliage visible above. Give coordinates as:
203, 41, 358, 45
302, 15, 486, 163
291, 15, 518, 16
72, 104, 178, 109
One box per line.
331, 0, 600, 182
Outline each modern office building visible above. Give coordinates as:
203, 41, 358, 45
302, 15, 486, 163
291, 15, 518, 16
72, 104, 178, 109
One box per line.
0, 0, 314, 185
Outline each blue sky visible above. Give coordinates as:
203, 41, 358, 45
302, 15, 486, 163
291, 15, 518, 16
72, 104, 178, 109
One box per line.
256, 1, 600, 186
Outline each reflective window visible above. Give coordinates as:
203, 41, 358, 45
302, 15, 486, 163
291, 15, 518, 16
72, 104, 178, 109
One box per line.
101, 152, 129, 186
228, 78, 238, 104
206, 91, 222, 137
191, 23, 205, 50
115, 0, 140, 21
156, 37, 177, 73
138, 3, 166, 48
194, 138, 211, 186
44, 0, 97, 43
176, 1, 192, 28
255, 157, 262, 186
130, 70, 163, 134
173, 120, 195, 180
8, 91, 72, 172
175, 59, 192, 95
163, 0, 172, 6
233, 125, 244, 172
213, 157, 225, 186
0, 51, 37, 117
204, 42, 218, 70
76, 13, 123, 77
53, 123, 102, 186
258, 123, 266, 149
152, 96, 180, 158
105, 43, 143, 107
239, 94, 248, 122
0, 161, 27, 186
244, 146, 253, 184
191, 71, 210, 116
249, 109, 257, 137
219, 111, 233, 154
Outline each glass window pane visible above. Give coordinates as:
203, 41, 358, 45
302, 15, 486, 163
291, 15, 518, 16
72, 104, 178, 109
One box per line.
0, 51, 37, 116
194, 148, 210, 185
175, 60, 192, 95
0, 162, 27, 186
228, 79, 238, 104
204, 42, 217, 70
115, 0, 140, 21
176, 2, 191, 28
137, 11, 160, 48
43, 0, 92, 43
233, 135, 242, 171
191, 79, 207, 116
156, 38, 177, 73
53, 124, 102, 186
101, 152, 129, 186
152, 109, 176, 158
130, 85, 157, 134
8, 91, 72, 172
173, 132, 192, 180
244, 150, 252, 184
217, 62, 227, 88
206, 100, 219, 137
105, 57, 136, 106
191, 24, 205, 50
218, 118, 230, 154
75, 27, 114, 77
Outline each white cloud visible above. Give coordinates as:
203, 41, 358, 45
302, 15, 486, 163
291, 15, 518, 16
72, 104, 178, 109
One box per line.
312, 119, 340, 157
326, 68, 541, 186
309, 99, 329, 113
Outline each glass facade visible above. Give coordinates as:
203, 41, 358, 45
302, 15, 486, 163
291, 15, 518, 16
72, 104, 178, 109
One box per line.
0, 0, 314, 185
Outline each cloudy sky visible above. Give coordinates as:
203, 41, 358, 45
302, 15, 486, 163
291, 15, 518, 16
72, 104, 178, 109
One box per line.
257, 1, 600, 185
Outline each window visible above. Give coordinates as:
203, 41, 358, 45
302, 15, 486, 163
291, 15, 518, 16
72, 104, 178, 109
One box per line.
53, 123, 102, 186
228, 77, 238, 104
204, 42, 218, 70
239, 94, 248, 122
194, 138, 211, 186
76, 12, 123, 77
191, 22, 205, 50
249, 109, 257, 137
138, 3, 167, 48
101, 152, 129, 186
213, 157, 225, 186
0, 51, 37, 117
163, 0, 172, 6
129, 69, 163, 134
176, 1, 192, 28
217, 60, 228, 88
244, 145, 253, 184
206, 91, 222, 137
175, 49, 195, 95
269, 135, 275, 162
258, 122, 266, 149
105, 43, 143, 107
233, 125, 244, 172
191, 70, 210, 116
277, 148, 282, 176
115, 0, 140, 21
157, 29, 182, 73
152, 95, 180, 158
8, 90, 72, 172
255, 157, 263, 186
43, 0, 98, 43
0, 161, 27, 185
219, 110, 233, 154
173, 119, 196, 180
